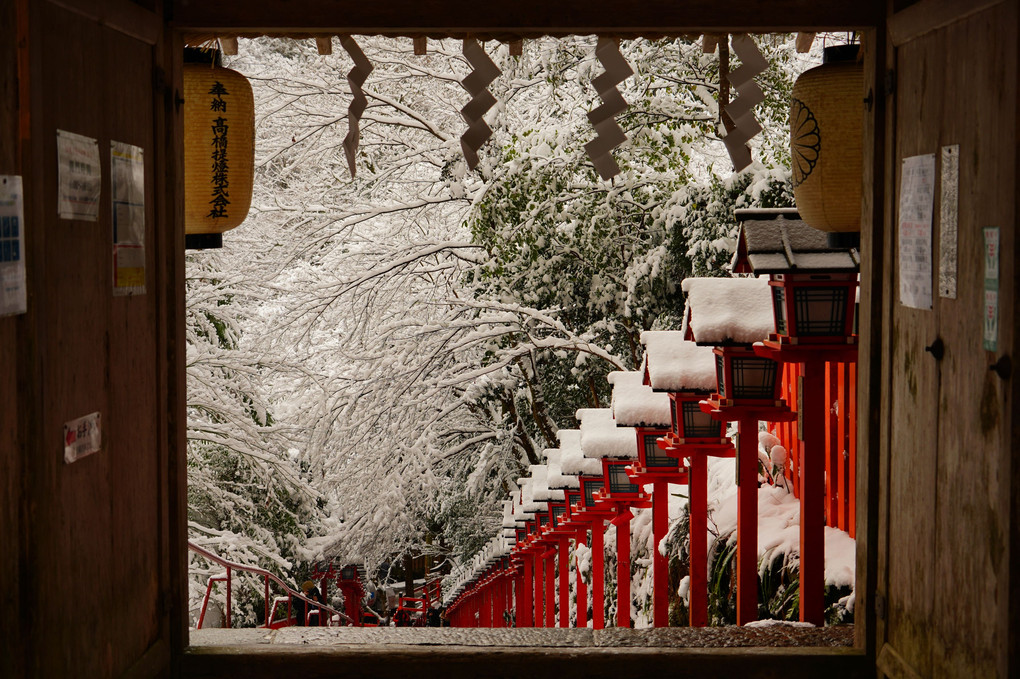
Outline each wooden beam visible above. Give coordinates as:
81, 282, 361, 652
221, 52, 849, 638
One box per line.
218, 36, 237, 54
314, 36, 332, 54
413, 36, 426, 54
889, 0, 1003, 46
182, 645, 872, 679
509, 39, 522, 56
48, 0, 160, 44
172, 0, 883, 35
702, 33, 719, 53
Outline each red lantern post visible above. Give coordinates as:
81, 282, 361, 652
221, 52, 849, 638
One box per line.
733, 208, 859, 625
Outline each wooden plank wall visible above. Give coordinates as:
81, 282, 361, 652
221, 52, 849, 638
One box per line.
879, 2, 1016, 677
0, 0, 24, 675
0, 1, 174, 676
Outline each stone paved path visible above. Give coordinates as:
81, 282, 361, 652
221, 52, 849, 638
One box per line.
190, 624, 854, 648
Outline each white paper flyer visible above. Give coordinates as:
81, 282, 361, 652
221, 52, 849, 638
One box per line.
0, 175, 26, 317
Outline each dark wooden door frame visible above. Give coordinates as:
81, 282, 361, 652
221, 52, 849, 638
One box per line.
163, 2, 888, 677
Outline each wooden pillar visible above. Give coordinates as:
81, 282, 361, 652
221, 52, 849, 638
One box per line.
558, 538, 570, 627
848, 362, 857, 539
652, 480, 669, 627
689, 451, 709, 627
533, 552, 544, 627
545, 550, 556, 628
519, 557, 533, 627
575, 529, 588, 628
826, 361, 839, 526
787, 364, 795, 497
592, 520, 605, 629
837, 361, 850, 530
799, 359, 826, 626
614, 508, 632, 628
736, 417, 759, 625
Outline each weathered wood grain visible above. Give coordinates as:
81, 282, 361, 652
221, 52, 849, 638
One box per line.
171, 0, 884, 35
0, 0, 23, 675
879, 2, 1016, 677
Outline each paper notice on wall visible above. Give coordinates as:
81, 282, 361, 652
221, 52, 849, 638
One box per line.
0, 175, 26, 317
57, 130, 101, 221
111, 141, 145, 295
898, 154, 935, 309
983, 227, 999, 352
938, 145, 959, 299
64, 411, 101, 464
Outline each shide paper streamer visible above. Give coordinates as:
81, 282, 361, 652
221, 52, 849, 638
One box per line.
459, 39, 501, 170
585, 38, 633, 181
722, 34, 768, 172
341, 35, 373, 177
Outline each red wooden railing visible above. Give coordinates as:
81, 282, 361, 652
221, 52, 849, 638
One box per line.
188, 541, 354, 629
775, 361, 856, 537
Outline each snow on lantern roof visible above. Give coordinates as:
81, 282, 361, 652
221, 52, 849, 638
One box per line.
640, 330, 718, 392
681, 276, 773, 345
576, 407, 637, 460
545, 448, 580, 490
529, 463, 565, 501
518, 477, 546, 514
502, 500, 516, 529
608, 370, 670, 428
730, 208, 860, 274
558, 428, 602, 476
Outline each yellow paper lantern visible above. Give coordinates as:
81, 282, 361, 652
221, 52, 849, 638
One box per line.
183, 63, 254, 237
790, 46, 863, 233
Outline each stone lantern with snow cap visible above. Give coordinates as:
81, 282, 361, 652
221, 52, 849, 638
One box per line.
577, 407, 651, 629
557, 428, 605, 630
544, 447, 581, 628
730, 208, 860, 349
641, 330, 735, 628
682, 275, 796, 626
731, 208, 860, 627
607, 369, 683, 628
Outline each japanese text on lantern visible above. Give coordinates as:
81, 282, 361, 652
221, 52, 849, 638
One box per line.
209, 82, 229, 219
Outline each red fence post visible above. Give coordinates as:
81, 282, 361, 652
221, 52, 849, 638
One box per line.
575, 529, 588, 628
613, 508, 632, 628
652, 480, 669, 627
592, 519, 605, 630
689, 451, 708, 627
545, 550, 556, 628
736, 417, 759, 625
799, 359, 826, 626
558, 538, 570, 627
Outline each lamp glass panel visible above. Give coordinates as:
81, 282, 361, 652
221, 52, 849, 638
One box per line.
582, 478, 598, 507
682, 400, 724, 438
552, 505, 566, 525
608, 464, 640, 495
643, 433, 676, 468
731, 357, 778, 399
793, 286, 847, 335
538, 514, 549, 527
670, 398, 679, 433
772, 285, 787, 334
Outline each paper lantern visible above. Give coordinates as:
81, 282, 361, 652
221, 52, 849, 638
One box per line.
790, 45, 863, 233
183, 63, 254, 238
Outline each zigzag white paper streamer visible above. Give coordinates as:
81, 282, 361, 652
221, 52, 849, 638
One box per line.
459, 39, 501, 170
341, 36, 373, 178
722, 34, 768, 172
585, 38, 633, 180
